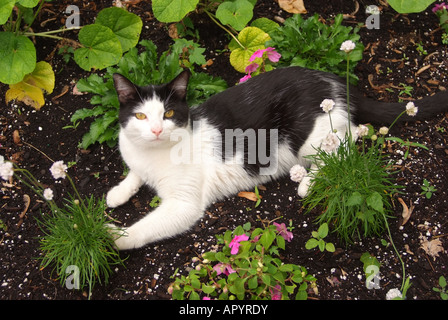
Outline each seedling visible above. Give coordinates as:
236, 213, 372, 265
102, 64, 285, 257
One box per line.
433, 276, 448, 300
421, 179, 437, 199
305, 223, 335, 253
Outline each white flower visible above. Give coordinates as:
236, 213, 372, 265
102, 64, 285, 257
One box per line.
340, 40, 356, 53
405, 102, 418, 117
50, 161, 67, 180
290, 165, 307, 183
0, 161, 14, 181
379, 126, 389, 135
386, 288, 403, 300
0, 155, 4, 164
321, 132, 340, 153
356, 124, 369, 137
320, 99, 335, 113
43, 188, 54, 201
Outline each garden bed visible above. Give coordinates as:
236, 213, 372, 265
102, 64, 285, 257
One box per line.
1, 0, 447, 301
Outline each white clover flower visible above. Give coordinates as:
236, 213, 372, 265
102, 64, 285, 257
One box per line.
405, 102, 418, 117
320, 99, 336, 113
290, 164, 307, 183
0, 161, 14, 181
386, 288, 403, 300
340, 40, 356, 53
50, 161, 67, 180
43, 188, 54, 201
321, 132, 340, 153
356, 124, 369, 137
379, 126, 389, 135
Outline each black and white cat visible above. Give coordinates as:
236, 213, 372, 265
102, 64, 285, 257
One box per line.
107, 67, 448, 250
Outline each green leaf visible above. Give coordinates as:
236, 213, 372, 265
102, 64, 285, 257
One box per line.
317, 223, 329, 239
387, 0, 436, 13
229, 27, 270, 73
439, 276, 447, 288
152, 0, 199, 23
366, 192, 383, 213
18, 0, 40, 8
74, 24, 122, 71
251, 18, 280, 37
347, 191, 363, 207
0, 0, 15, 25
259, 229, 276, 251
0, 32, 36, 84
248, 276, 258, 290
95, 7, 142, 53
325, 242, 335, 253
216, 0, 254, 31
305, 238, 319, 250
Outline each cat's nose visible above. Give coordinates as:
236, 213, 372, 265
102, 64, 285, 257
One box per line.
152, 128, 163, 137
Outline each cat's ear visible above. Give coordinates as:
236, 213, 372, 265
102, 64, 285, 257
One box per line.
113, 73, 139, 104
167, 69, 191, 100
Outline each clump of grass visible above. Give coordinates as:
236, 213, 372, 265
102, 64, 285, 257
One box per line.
38, 195, 125, 298
302, 136, 401, 244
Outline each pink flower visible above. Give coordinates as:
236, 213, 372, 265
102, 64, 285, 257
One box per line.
265, 47, 281, 63
202, 297, 211, 300
213, 263, 236, 276
239, 74, 252, 83
273, 222, 294, 242
249, 47, 281, 63
249, 49, 266, 62
270, 284, 282, 300
433, 2, 448, 13
245, 62, 259, 74
229, 234, 249, 255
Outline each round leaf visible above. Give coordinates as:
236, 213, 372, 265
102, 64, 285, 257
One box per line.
95, 7, 142, 53
387, 0, 436, 13
0, 32, 36, 84
74, 24, 122, 71
216, 0, 254, 31
229, 27, 270, 73
152, 0, 199, 22
0, 0, 15, 25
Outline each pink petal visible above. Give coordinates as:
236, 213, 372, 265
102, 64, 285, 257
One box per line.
249, 49, 266, 62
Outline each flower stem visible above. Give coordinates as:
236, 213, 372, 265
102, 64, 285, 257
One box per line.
203, 9, 244, 49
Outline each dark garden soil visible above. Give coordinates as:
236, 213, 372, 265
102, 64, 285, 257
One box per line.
1, 0, 447, 302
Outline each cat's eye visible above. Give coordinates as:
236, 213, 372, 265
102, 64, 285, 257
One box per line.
135, 112, 147, 120
164, 110, 175, 118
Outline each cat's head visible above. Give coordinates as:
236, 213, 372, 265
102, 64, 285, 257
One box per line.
113, 70, 191, 147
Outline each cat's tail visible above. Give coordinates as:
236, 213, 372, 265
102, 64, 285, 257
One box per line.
355, 90, 448, 125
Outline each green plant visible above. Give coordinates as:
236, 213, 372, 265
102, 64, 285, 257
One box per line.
1, 4, 142, 109
360, 252, 381, 289
0, 157, 124, 298
267, 14, 364, 84
388, 0, 436, 13
300, 42, 416, 296
71, 39, 227, 149
169, 222, 317, 300
150, 195, 162, 208
305, 223, 335, 253
433, 276, 448, 300
421, 178, 437, 199
152, 0, 256, 32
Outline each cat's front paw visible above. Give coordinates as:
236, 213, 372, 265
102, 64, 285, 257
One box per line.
106, 185, 130, 208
